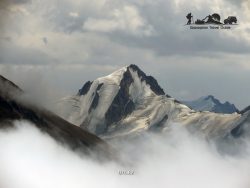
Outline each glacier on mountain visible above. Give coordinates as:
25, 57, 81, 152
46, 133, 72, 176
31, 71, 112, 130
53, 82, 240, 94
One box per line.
57, 65, 250, 140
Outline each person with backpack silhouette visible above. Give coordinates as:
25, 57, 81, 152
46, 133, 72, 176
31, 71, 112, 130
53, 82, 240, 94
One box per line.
186, 13, 193, 25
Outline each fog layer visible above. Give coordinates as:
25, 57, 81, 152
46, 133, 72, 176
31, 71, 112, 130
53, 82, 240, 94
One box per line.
0, 121, 250, 188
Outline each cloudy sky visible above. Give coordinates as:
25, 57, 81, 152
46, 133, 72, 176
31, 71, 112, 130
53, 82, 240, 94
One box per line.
0, 0, 249, 109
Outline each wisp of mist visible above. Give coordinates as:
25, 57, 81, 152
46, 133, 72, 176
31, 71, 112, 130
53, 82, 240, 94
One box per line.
0, 120, 250, 188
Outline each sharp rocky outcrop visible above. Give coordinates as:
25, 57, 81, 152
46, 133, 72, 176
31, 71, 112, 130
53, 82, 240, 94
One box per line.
183, 95, 239, 114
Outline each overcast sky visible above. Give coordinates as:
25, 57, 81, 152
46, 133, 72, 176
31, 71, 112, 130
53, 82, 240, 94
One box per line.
0, 0, 249, 109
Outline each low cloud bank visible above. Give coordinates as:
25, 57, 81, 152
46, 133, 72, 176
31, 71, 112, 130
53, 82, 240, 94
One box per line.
0, 121, 250, 188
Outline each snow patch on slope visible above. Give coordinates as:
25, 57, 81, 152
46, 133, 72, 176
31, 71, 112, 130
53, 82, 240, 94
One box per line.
57, 67, 127, 132
57, 65, 245, 140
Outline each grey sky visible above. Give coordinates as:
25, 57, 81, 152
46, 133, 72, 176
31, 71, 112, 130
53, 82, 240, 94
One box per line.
0, 0, 249, 109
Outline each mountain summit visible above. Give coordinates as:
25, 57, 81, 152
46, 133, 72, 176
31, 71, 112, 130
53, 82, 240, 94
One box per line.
58, 64, 169, 135
183, 95, 239, 114
58, 65, 250, 139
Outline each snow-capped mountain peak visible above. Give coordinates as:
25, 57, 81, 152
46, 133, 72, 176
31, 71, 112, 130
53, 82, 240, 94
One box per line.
58, 65, 249, 140
58, 64, 170, 134
78, 64, 165, 97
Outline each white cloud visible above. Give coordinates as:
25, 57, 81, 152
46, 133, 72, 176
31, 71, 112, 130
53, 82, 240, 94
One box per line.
1, 0, 250, 108
1, 121, 250, 188
69, 12, 79, 18
83, 5, 155, 36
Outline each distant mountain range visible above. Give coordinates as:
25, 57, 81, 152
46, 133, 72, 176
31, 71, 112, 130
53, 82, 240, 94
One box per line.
58, 64, 250, 140
182, 95, 239, 114
2, 64, 250, 158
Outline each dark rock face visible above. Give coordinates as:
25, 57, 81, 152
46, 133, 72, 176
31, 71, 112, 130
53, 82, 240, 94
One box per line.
0, 75, 22, 97
0, 75, 21, 91
213, 104, 239, 114
231, 110, 250, 138
205, 95, 218, 103
0, 95, 41, 123
157, 114, 169, 127
231, 113, 250, 138
96, 83, 103, 91
174, 99, 181, 104
78, 65, 176, 134
129, 64, 165, 95
240, 106, 250, 114
78, 81, 93, 96
88, 93, 99, 113
184, 95, 239, 114
0, 76, 111, 159
0, 94, 107, 152
149, 114, 168, 131
95, 65, 166, 130
165, 94, 182, 104
88, 83, 103, 113
207, 96, 239, 114
105, 68, 135, 127
231, 123, 244, 138
78, 65, 166, 131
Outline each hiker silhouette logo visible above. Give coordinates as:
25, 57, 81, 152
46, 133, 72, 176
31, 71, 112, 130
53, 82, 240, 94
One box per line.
186, 13, 238, 30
